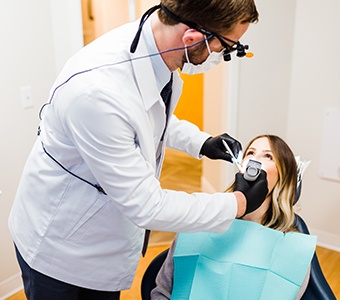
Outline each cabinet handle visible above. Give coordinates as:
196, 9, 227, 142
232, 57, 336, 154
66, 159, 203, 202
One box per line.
88, 0, 94, 20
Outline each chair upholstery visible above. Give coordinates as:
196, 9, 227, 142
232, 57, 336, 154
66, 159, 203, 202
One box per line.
294, 214, 336, 300
141, 248, 169, 300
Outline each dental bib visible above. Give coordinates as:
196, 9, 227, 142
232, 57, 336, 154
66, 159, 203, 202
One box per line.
171, 219, 316, 300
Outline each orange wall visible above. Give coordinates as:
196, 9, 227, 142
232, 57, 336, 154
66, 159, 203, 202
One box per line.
175, 74, 203, 130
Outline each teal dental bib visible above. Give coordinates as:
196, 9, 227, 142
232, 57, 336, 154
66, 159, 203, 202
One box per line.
171, 219, 316, 300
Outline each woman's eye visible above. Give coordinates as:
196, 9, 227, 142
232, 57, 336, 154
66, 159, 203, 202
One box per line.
264, 153, 273, 160
245, 151, 255, 157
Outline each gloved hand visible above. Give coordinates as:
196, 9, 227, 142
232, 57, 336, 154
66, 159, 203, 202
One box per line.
233, 171, 268, 216
200, 133, 242, 163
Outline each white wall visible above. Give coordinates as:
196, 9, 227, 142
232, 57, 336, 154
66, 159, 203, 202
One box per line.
202, 63, 234, 192
237, 0, 296, 142
286, 0, 340, 250
0, 1, 83, 298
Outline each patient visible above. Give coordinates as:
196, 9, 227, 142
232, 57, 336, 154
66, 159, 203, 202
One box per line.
151, 134, 312, 299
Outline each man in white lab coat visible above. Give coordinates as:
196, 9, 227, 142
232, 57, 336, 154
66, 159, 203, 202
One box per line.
9, 1, 267, 299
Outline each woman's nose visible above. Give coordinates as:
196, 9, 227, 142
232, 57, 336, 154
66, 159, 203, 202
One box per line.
254, 155, 262, 161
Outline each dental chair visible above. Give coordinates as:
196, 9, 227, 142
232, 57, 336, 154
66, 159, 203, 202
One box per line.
141, 184, 336, 299
294, 214, 336, 300
293, 181, 336, 299
141, 248, 169, 300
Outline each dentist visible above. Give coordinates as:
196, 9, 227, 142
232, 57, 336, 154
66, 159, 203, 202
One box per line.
9, 1, 267, 299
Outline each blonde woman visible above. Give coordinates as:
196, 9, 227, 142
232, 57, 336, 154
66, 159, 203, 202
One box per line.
151, 134, 313, 299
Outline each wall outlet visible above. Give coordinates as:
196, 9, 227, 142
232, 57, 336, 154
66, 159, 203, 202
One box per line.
20, 85, 34, 109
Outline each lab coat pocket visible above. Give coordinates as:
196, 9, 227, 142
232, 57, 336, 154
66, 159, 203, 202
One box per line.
65, 197, 107, 243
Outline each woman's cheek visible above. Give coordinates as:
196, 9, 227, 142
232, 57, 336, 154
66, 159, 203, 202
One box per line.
263, 163, 278, 192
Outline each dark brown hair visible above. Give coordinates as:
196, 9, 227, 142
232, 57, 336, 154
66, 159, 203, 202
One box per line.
158, 0, 259, 34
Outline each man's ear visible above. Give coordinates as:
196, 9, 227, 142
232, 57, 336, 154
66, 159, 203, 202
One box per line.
182, 29, 205, 47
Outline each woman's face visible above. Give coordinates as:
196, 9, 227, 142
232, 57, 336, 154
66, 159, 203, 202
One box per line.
242, 137, 279, 195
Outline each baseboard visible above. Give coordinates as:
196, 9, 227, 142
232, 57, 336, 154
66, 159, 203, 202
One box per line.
310, 227, 340, 252
0, 272, 23, 300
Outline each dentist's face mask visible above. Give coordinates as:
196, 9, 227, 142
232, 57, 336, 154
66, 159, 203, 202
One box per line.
181, 37, 224, 75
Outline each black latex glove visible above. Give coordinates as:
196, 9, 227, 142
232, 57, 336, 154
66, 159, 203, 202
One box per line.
200, 133, 242, 163
233, 171, 268, 216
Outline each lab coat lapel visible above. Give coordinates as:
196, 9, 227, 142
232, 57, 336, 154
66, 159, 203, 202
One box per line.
129, 37, 167, 168
129, 25, 183, 117
130, 32, 183, 155
130, 37, 161, 112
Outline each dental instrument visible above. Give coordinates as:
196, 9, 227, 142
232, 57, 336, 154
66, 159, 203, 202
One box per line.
222, 140, 243, 172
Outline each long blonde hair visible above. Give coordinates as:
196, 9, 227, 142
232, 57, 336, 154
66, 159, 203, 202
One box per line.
228, 135, 298, 233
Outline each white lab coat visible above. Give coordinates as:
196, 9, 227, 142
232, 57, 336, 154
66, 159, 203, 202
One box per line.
8, 20, 237, 291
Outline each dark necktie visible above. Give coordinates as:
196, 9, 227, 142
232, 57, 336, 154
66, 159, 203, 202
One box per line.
160, 73, 173, 142
161, 73, 173, 116
141, 74, 173, 257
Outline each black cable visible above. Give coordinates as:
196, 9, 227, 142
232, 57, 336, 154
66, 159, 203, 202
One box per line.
40, 141, 107, 195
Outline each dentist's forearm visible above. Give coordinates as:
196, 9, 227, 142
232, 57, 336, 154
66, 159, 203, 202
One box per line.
233, 191, 246, 218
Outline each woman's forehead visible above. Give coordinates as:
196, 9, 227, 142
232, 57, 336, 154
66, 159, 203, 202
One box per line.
248, 137, 271, 151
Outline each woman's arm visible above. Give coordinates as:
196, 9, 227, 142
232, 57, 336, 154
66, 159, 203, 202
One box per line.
150, 236, 178, 299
